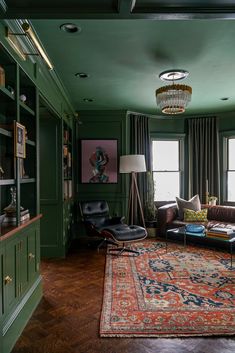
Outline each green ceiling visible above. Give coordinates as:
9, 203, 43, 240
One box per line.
2, 0, 235, 116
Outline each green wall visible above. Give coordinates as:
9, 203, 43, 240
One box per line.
76, 110, 129, 234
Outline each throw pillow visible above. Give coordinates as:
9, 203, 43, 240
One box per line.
176, 194, 201, 220
184, 208, 208, 222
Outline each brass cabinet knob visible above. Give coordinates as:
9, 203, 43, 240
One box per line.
28, 253, 35, 260
4, 275, 13, 285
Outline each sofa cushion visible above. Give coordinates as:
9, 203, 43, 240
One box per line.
176, 194, 201, 220
184, 208, 208, 222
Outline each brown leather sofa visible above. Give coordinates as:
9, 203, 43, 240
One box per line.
158, 203, 235, 236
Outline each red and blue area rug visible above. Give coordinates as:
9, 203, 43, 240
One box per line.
100, 240, 235, 337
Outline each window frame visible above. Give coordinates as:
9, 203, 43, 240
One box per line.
221, 131, 235, 205
151, 133, 185, 204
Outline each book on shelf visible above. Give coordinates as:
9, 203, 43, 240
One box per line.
3, 211, 30, 224
4, 209, 29, 217
68, 180, 72, 198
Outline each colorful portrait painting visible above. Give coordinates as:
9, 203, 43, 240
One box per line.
81, 139, 117, 183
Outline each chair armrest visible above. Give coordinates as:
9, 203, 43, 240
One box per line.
158, 203, 178, 235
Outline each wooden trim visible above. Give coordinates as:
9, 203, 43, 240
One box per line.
0, 214, 42, 241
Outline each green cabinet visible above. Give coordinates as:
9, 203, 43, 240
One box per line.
28, 224, 40, 282
0, 43, 42, 353
3, 236, 18, 315
0, 43, 39, 233
0, 219, 42, 353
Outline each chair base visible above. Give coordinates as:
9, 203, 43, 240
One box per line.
108, 246, 139, 256
97, 238, 118, 252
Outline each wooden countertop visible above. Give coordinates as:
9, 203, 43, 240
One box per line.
0, 214, 42, 242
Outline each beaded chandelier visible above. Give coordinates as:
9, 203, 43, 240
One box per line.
156, 70, 192, 115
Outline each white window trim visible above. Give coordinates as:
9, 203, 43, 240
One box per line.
221, 131, 235, 205
151, 133, 185, 203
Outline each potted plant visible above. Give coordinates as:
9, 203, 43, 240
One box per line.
208, 195, 218, 206
144, 171, 157, 237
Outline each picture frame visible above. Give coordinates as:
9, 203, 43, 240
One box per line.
80, 139, 118, 184
14, 121, 26, 158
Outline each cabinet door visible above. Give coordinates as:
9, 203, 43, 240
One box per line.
28, 226, 40, 282
3, 239, 18, 315
18, 235, 29, 296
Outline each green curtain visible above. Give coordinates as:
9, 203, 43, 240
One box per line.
187, 117, 220, 203
129, 113, 152, 225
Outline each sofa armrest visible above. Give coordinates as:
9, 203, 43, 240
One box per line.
158, 203, 178, 235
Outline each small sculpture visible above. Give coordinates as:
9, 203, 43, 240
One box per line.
4, 187, 24, 214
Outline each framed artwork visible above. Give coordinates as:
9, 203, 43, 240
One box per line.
81, 139, 118, 183
14, 121, 26, 158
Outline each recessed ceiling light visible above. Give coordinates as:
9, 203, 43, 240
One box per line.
75, 72, 89, 79
60, 23, 81, 33
220, 97, 229, 101
83, 98, 93, 102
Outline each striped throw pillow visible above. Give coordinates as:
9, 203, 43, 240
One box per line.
184, 208, 208, 222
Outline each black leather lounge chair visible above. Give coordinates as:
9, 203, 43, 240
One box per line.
79, 200, 147, 255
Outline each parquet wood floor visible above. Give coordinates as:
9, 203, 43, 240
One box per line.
12, 240, 235, 353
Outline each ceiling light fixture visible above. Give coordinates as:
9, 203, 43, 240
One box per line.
5, 27, 26, 61
83, 98, 93, 102
75, 72, 89, 78
156, 69, 192, 115
60, 23, 80, 33
21, 23, 53, 70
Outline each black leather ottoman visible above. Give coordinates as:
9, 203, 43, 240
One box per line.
101, 224, 147, 256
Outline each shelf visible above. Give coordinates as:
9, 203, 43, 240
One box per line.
20, 178, 36, 184
0, 127, 12, 137
0, 86, 15, 102
20, 101, 35, 116
26, 139, 36, 147
0, 179, 15, 185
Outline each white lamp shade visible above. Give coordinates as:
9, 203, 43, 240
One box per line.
119, 154, 146, 173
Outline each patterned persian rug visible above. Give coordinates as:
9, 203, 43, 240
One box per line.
100, 240, 235, 337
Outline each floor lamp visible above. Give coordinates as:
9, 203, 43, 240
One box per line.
119, 154, 146, 227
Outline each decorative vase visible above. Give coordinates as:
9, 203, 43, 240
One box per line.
209, 199, 217, 206
3, 187, 23, 215
145, 220, 157, 238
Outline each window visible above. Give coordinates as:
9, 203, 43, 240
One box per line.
227, 137, 235, 201
152, 138, 184, 201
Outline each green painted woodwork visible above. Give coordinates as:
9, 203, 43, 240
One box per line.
63, 200, 74, 251
76, 110, 129, 235
0, 20, 74, 118
0, 27, 74, 352
17, 235, 29, 297
28, 226, 40, 282
0, 220, 42, 353
39, 100, 74, 257
40, 112, 63, 257
2, 277, 42, 353
3, 237, 18, 315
